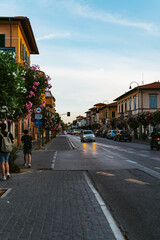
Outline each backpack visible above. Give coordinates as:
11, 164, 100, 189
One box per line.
23, 135, 32, 149
0, 132, 13, 152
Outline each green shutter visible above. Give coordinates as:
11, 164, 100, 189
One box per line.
0, 34, 5, 47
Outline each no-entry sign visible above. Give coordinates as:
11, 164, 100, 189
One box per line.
36, 107, 42, 114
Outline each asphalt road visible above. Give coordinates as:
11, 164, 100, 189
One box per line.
62, 135, 160, 240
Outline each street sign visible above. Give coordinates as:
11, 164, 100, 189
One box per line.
35, 114, 42, 119
36, 107, 42, 114
35, 119, 43, 127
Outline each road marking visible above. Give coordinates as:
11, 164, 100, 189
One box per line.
154, 167, 160, 170
0, 188, 12, 199
66, 136, 77, 149
125, 179, 149, 185
84, 172, 125, 240
96, 172, 115, 176
126, 160, 137, 164
135, 153, 148, 158
106, 155, 115, 159
51, 151, 57, 169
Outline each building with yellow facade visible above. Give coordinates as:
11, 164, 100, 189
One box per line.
0, 16, 39, 144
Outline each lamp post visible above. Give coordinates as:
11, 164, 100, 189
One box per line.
129, 81, 139, 89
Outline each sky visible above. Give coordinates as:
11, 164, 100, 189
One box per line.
1, 0, 160, 123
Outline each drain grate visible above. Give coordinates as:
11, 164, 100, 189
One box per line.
0, 188, 12, 198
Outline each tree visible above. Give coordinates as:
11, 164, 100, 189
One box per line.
0, 51, 26, 121
127, 116, 139, 139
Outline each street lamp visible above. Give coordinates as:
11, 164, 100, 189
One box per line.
103, 100, 109, 104
129, 81, 139, 89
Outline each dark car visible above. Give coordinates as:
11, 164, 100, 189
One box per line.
101, 130, 108, 138
114, 130, 132, 142
95, 130, 102, 137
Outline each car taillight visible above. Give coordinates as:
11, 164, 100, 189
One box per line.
157, 138, 160, 141
120, 134, 122, 136
130, 134, 131, 136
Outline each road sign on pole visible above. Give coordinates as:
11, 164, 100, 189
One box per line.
35, 119, 43, 127
35, 114, 43, 119
36, 107, 42, 114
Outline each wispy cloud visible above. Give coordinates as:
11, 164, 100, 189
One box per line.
36, 32, 70, 41
63, 1, 158, 33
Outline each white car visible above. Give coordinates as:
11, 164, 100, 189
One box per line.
80, 130, 95, 142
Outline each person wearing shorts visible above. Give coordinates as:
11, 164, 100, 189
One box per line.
21, 130, 33, 168
0, 123, 14, 181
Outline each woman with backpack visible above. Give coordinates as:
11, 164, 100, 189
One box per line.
0, 123, 14, 181
21, 130, 33, 168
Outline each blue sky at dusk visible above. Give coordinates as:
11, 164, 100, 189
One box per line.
1, 0, 160, 122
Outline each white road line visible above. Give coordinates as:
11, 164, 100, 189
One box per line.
126, 160, 137, 164
84, 172, 125, 240
66, 136, 77, 149
106, 155, 115, 159
51, 151, 57, 169
154, 167, 160, 170
0, 188, 12, 199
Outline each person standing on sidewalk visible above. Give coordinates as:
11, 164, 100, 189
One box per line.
0, 123, 14, 181
21, 130, 33, 168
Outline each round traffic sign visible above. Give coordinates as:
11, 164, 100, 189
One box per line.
36, 107, 42, 114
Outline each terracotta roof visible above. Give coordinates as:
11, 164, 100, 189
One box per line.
94, 103, 106, 107
76, 116, 85, 120
89, 107, 96, 111
107, 102, 117, 107
136, 81, 160, 89
0, 16, 39, 54
114, 81, 160, 101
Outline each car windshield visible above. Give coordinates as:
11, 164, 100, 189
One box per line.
83, 131, 93, 135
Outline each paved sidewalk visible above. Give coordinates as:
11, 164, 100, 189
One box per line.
0, 136, 117, 240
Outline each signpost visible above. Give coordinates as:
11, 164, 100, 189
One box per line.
35, 114, 42, 120
35, 107, 43, 149
35, 119, 43, 127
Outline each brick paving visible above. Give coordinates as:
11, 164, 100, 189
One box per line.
0, 136, 116, 240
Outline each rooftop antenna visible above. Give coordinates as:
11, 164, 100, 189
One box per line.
142, 73, 144, 85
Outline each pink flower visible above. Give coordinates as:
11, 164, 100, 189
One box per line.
22, 78, 25, 81
26, 101, 33, 109
32, 86, 37, 91
34, 82, 40, 86
33, 75, 37, 79
30, 91, 35, 97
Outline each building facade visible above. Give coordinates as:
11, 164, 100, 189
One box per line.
114, 82, 160, 118
0, 16, 39, 144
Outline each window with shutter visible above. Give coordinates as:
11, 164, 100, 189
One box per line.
150, 95, 157, 108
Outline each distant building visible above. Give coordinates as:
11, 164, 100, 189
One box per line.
76, 115, 86, 127
45, 90, 56, 113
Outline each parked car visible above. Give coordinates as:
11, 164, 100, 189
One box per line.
72, 129, 81, 135
101, 130, 108, 138
95, 130, 102, 137
106, 130, 117, 139
114, 130, 132, 142
80, 130, 95, 142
